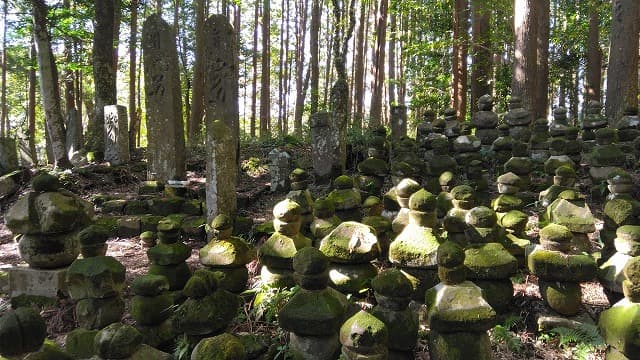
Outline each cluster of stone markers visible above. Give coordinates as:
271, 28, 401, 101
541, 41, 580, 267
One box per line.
2, 89, 640, 359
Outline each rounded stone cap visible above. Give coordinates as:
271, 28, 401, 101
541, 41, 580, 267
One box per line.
539, 223, 573, 243
32, 173, 60, 192
409, 189, 437, 212
465, 206, 497, 228
273, 199, 302, 222
293, 247, 329, 275
211, 214, 233, 230
183, 269, 219, 298
192, 333, 245, 360
289, 168, 309, 183
371, 268, 412, 298
396, 178, 421, 198
557, 189, 582, 201
437, 240, 465, 267
617, 225, 640, 243
431, 137, 449, 151
334, 175, 354, 189
500, 210, 528, 229
313, 198, 335, 217
450, 185, 475, 201
478, 94, 493, 105
78, 225, 110, 245
439, 171, 455, 186
595, 128, 617, 142
549, 138, 566, 152
362, 196, 382, 209
555, 165, 576, 178
339, 310, 388, 348
131, 274, 170, 296
94, 323, 143, 359
553, 107, 567, 117
564, 126, 579, 137
608, 169, 632, 184
497, 172, 521, 186
623, 256, 640, 283
0, 307, 47, 357
157, 218, 181, 232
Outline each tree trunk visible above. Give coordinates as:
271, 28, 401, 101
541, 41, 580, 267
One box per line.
351, 1, 367, 131
470, 0, 491, 113
452, 0, 469, 120
128, 0, 139, 150
31, 0, 72, 169
535, 0, 549, 119
283, 0, 291, 136
388, 9, 396, 106
250, 0, 259, 138
259, 0, 271, 138
585, 0, 602, 103
369, 0, 388, 127
1, 0, 7, 137
90, 0, 117, 154
293, 0, 309, 137
277, 0, 285, 137
28, 40, 38, 165
605, 0, 638, 123
512, 0, 537, 112
63, 0, 76, 115
309, 0, 321, 114
188, 0, 206, 145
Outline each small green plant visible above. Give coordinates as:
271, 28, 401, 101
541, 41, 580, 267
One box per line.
173, 334, 192, 360
241, 156, 266, 177
540, 324, 605, 360
491, 315, 524, 353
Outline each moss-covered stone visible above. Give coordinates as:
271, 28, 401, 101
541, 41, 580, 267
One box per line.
200, 236, 254, 267
389, 224, 440, 268
499, 210, 528, 234
66, 256, 125, 300
148, 262, 192, 290
598, 300, 640, 359
465, 206, 497, 228
538, 280, 582, 316
527, 246, 597, 282
94, 323, 143, 359
191, 333, 247, 360
319, 222, 379, 263
0, 307, 47, 357
339, 310, 388, 350
131, 293, 174, 325
102, 199, 127, 214
371, 306, 418, 352
396, 178, 421, 198
259, 232, 312, 269
65, 328, 98, 359
473, 279, 513, 314
604, 199, 640, 229
293, 247, 329, 275
23, 338, 73, 360
408, 189, 437, 212
371, 268, 413, 299
425, 281, 497, 332
358, 158, 389, 176
438, 265, 467, 285
279, 287, 348, 336
313, 198, 336, 219
428, 330, 493, 360
332, 175, 353, 190
623, 257, 640, 284
32, 173, 60, 192
75, 296, 125, 329
437, 241, 465, 268
273, 199, 302, 222
173, 290, 240, 336
463, 243, 517, 280
148, 197, 185, 216
17, 232, 80, 269
211, 214, 233, 231
539, 224, 573, 243
124, 200, 149, 215
327, 263, 378, 294
491, 194, 523, 213
140, 215, 164, 233
147, 242, 191, 266
132, 274, 170, 296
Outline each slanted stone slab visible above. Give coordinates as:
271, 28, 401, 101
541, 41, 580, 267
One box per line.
104, 105, 130, 165
202, 15, 239, 221
142, 14, 186, 182
310, 112, 334, 184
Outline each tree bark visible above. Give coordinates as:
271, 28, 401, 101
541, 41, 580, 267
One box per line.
293, 0, 308, 137
259, 0, 271, 138
605, 0, 638, 123
369, 0, 388, 127
188, 0, 206, 145
388, 9, 396, 106
535, 0, 549, 119
452, 0, 469, 120
90, 0, 117, 154
309, 0, 321, 114
31, 0, 72, 169
585, 0, 602, 103
470, 0, 491, 113
1, 0, 7, 137
512, 0, 537, 112
28, 40, 37, 165
351, 1, 367, 131
250, 0, 259, 138
128, 0, 139, 150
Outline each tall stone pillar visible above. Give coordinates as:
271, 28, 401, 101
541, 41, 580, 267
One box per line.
104, 105, 130, 165
390, 105, 407, 141
142, 14, 186, 182
310, 111, 334, 184
202, 15, 238, 221
65, 108, 83, 161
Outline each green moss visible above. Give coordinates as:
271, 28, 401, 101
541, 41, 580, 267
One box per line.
396, 178, 421, 198
147, 242, 191, 266
463, 243, 517, 279
65, 328, 98, 359
538, 280, 582, 316
0, 307, 47, 356
130, 293, 174, 325
437, 241, 465, 267
539, 224, 573, 243
333, 175, 354, 189
289, 168, 309, 182
527, 247, 597, 282
624, 257, 640, 284
450, 185, 475, 201
191, 333, 247, 360
273, 199, 302, 222
131, 274, 170, 296
497, 172, 521, 186
174, 290, 240, 336
465, 206, 497, 228
319, 222, 379, 263
78, 224, 110, 245
371, 268, 413, 298
211, 214, 233, 230
66, 256, 126, 300
491, 194, 523, 212
279, 288, 348, 336
409, 189, 437, 212
428, 331, 493, 360
604, 198, 639, 227
339, 310, 388, 348
598, 302, 640, 358
31, 173, 60, 192
292, 247, 329, 275
94, 323, 143, 359
555, 165, 576, 178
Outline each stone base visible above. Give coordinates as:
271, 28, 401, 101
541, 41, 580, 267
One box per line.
289, 333, 340, 360
8, 265, 69, 299
428, 330, 492, 360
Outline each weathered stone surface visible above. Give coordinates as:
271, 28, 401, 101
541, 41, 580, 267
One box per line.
527, 246, 597, 282
94, 322, 143, 359
174, 289, 240, 336
310, 112, 335, 184
339, 310, 388, 355
191, 333, 247, 360
104, 105, 130, 165
428, 330, 493, 360
8, 266, 69, 299
18, 232, 80, 269
319, 222, 379, 263
65, 328, 98, 359
268, 149, 291, 192
425, 281, 497, 332
76, 296, 125, 329
546, 199, 596, 233
463, 243, 517, 280
289, 333, 341, 360
142, 14, 186, 183
279, 287, 348, 336
200, 236, 254, 267
599, 299, 640, 358
0, 307, 47, 357
389, 224, 440, 268
0, 137, 18, 176
66, 256, 126, 300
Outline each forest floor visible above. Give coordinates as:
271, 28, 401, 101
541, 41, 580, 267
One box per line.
0, 142, 612, 359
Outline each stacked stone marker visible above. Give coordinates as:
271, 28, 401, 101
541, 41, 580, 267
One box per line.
310, 111, 335, 184
203, 15, 239, 221
390, 104, 408, 141
142, 14, 186, 182
104, 105, 130, 165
